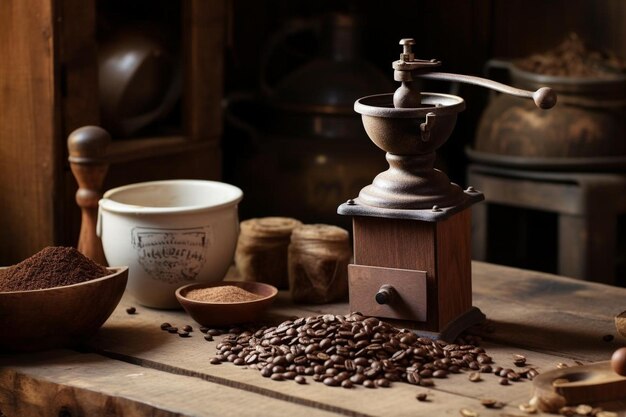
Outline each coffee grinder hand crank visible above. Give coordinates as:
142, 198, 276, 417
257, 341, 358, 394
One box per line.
338, 38, 556, 341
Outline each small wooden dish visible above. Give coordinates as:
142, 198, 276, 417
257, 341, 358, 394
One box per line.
0, 267, 128, 352
175, 282, 278, 327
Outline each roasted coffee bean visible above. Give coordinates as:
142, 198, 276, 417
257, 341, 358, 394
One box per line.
480, 399, 497, 408
479, 364, 492, 373
323, 377, 338, 387
233, 358, 245, 366
499, 377, 509, 385
210, 357, 222, 365
432, 370, 447, 378
203, 333, 213, 341
363, 380, 376, 388
513, 354, 527, 367
294, 375, 307, 384
207, 329, 222, 336
375, 378, 390, 387
420, 378, 434, 387
199, 326, 209, 333
160, 322, 171, 330
341, 379, 353, 389
209, 313, 495, 391
272, 365, 286, 374
335, 371, 350, 382
126, 307, 136, 314
270, 373, 284, 381
350, 373, 366, 384
182, 325, 193, 332
507, 372, 521, 381
178, 331, 190, 338
407, 371, 421, 385
468, 372, 481, 382
414, 393, 428, 402
283, 371, 297, 380
167, 327, 178, 333
448, 365, 461, 374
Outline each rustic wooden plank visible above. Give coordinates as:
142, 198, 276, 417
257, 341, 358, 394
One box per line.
81, 259, 626, 417
4, 262, 624, 416
471, 262, 626, 362
87, 303, 560, 417
0, 351, 342, 417
0, 0, 60, 264
467, 168, 583, 215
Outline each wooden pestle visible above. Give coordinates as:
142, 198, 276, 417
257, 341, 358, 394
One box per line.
67, 126, 111, 266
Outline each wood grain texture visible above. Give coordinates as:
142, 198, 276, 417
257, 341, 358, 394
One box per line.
352, 216, 439, 330
0, 0, 59, 264
348, 264, 427, 321
436, 209, 472, 328
57, 0, 99, 135
1, 262, 626, 416
0, 351, 341, 417
183, 0, 226, 142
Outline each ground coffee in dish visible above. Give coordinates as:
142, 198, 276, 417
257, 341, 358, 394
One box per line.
186, 286, 263, 303
0, 246, 109, 292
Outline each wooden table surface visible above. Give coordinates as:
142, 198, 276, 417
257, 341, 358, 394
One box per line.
1, 261, 625, 417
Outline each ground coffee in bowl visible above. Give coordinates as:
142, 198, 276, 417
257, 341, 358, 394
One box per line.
0, 246, 109, 292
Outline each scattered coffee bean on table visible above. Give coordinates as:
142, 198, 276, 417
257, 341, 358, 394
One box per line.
185, 286, 263, 303
513, 354, 526, 367
416, 393, 428, 402
126, 307, 136, 314
0, 246, 109, 292
468, 372, 481, 382
183, 325, 193, 332
209, 312, 494, 390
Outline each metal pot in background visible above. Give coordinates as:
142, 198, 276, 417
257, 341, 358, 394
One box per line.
224, 13, 393, 225
472, 59, 626, 170
98, 28, 182, 139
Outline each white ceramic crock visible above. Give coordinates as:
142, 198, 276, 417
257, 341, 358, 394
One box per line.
98, 180, 243, 308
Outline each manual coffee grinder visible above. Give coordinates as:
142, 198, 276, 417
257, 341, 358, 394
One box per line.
338, 39, 556, 340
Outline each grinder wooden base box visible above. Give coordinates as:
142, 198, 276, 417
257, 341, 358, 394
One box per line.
350, 209, 472, 331
339, 202, 485, 341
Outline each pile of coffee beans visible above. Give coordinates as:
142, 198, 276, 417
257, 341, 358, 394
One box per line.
209, 312, 496, 388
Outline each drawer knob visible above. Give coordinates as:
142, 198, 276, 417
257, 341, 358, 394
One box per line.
375, 284, 396, 305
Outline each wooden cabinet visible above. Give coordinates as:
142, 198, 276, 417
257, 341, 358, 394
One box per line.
0, 0, 226, 264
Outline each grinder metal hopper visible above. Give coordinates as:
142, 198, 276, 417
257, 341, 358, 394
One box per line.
338, 38, 556, 341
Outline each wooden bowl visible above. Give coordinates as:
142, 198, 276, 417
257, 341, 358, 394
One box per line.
0, 267, 128, 352
175, 282, 278, 327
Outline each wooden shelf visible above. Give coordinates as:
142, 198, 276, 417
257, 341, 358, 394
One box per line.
107, 135, 220, 164
0, 0, 227, 264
